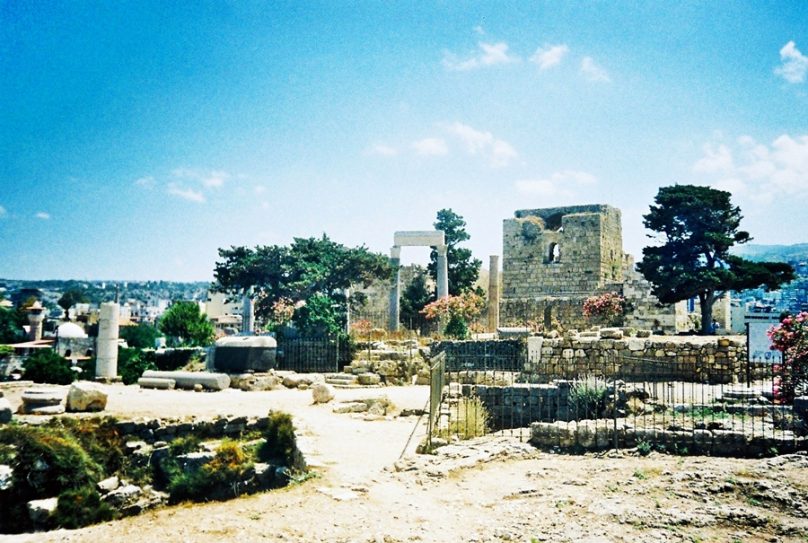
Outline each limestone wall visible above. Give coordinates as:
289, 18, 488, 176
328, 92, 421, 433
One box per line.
438, 336, 752, 385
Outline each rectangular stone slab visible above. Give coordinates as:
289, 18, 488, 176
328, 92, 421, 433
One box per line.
140, 370, 231, 391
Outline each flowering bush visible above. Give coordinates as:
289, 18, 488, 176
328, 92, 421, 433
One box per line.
582, 293, 626, 326
421, 291, 486, 339
768, 312, 808, 404
270, 298, 296, 325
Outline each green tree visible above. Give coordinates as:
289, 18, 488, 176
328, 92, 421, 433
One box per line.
57, 287, 89, 317
158, 301, 215, 347
637, 185, 794, 334
23, 350, 75, 385
213, 235, 392, 335
428, 209, 482, 296
399, 271, 431, 332
0, 307, 24, 343
119, 322, 162, 350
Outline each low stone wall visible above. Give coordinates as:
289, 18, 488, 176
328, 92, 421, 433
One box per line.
438, 335, 751, 385
528, 336, 749, 384
530, 419, 808, 457
461, 383, 572, 430
113, 414, 271, 443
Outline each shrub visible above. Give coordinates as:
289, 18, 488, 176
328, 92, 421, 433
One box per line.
168, 434, 201, 456
258, 411, 305, 471
0, 424, 106, 533
54, 485, 116, 528
118, 347, 156, 385
447, 395, 489, 439
167, 440, 254, 503
23, 350, 76, 385
154, 348, 196, 371
570, 374, 609, 419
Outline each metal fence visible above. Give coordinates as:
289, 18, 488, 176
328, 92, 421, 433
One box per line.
432, 345, 808, 457
275, 335, 350, 373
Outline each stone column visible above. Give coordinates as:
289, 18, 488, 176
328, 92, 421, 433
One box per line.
26, 302, 45, 341
241, 291, 254, 334
96, 302, 119, 380
488, 255, 500, 332
436, 244, 449, 299
388, 246, 401, 332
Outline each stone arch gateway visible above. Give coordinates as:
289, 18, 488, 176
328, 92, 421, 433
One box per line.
388, 231, 448, 331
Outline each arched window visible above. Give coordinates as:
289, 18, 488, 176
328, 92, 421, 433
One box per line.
548, 243, 561, 263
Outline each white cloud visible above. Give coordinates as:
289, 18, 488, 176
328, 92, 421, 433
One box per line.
0, 205, 6, 218
365, 143, 399, 157
515, 170, 598, 200
530, 44, 569, 70
693, 133, 808, 200
774, 41, 808, 84
172, 168, 231, 189
693, 143, 734, 174
35, 211, 50, 220
442, 41, 519, 71
412, 138, 449, 156
133, 176, 156, 189
580, 56, 611, 82
254, 185, 267, 195
473, 25, 485, 36
445, 122, 517, 166
167, 183, 206, 203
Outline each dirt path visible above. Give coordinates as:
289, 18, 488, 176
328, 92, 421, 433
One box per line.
3, 384, 808, 543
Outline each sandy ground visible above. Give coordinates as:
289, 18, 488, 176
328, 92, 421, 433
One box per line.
2, 382, 807, 543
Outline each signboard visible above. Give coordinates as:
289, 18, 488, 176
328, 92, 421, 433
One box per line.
747, 321, 782, 364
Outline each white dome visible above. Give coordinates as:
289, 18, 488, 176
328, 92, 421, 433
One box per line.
58, 322, 88, 338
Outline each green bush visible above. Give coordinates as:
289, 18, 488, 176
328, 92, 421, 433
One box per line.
447, 395, 489, 439
444, 314, 470, 340
54, 485, 116, 528
154, 348, 195, 371
168, 434, 201, 456
569, 374, 609, 419
167, 440, 253, 503
118, 347, 156, 385
258, 411, 305, 470
120, 323, 162, 350
0, 424, 105, 533
23, 350, 76, 385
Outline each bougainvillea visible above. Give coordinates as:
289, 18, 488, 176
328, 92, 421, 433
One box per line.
768, 312, 808, 404
582, 293, 626, 326
421, 291, 486, 339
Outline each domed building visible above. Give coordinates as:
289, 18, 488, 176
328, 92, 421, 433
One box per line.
55, 321, 94, 359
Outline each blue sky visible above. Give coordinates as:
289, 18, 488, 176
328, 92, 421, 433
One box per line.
1, 1, 807, 281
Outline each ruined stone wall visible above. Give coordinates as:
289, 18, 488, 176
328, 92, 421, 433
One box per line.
438, 336, 751, 385
501, 205, 625, 328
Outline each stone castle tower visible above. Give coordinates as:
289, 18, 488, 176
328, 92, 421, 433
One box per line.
502, 204, 623, 298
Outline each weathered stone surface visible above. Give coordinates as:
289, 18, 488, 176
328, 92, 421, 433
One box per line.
281, 372, 324, 389
21, 388, 63, 406
311, 383, 335, 404
19, 404, 66, 415
0, 397, 12, 423
66, 381, 108, 412
599, 328, 623, 340
141, 370, 230, 391
103, 484, 143, 508
357, 373, 381, 385
97, 475, 120, 492
0, 464, 12, 491
137, 377, 176, 390
27, 497, 58, 527
333, 402, 368, 414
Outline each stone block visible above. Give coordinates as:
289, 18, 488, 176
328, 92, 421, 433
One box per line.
66, 381, 108, 412
27, 497, 58, 528
357, 373, 381, 385
0, 398, 12, 424
141, 370, 230, 391
311, 383, 335, 404
137, 377, 176, 390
